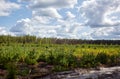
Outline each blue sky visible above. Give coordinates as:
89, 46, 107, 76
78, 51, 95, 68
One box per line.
0, 0, 120, 40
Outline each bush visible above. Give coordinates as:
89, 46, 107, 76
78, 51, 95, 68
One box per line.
79, 53, 97, 68
53, 65, 69, 72
25, 49, 39, 65
6, 62, 17, 79
109, 54, 120, 66
95, 53, 110, 65
25, 58, 37, 65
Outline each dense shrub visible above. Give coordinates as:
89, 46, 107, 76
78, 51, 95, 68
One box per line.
95, 53, 110, 65
79, 53, 97, 68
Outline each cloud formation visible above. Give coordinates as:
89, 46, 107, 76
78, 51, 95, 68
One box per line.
77, 0, 120, 40
32, 8, 62, 19
0, 27, 8, 35
91, 26, 120, 40
10, 0, 80, 38
0, 0, 20, 16
0, 27, 14, 35
22, 0, 77, 9
0, 0, 120, 40
80, 0, 120, 27
10, 17, 82, 38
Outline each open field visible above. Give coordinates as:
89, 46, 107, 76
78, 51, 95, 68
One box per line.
0, 36, 120, 79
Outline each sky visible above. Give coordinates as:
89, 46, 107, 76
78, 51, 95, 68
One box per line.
0, 0, 120, 40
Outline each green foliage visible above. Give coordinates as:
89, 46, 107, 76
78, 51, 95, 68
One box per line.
79, 53, 97, 68
95, 53, 110, 64
18, 68, 29, 76
0, 44, 119, 68
109, 54, 120, 66
25, 49, 39, 65
6, 62, 17, 79
0, 36, 120, 74
53, 65, 69, 72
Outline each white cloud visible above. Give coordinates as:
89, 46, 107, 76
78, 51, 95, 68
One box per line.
0, 0, 20, 16
10, 16, 83, 39
10, 18, 33, 35
0, 27, 8, 35
0, 27, 14, 35
66, 11, 75, 19
24, 0, 77, 9
80, 0, 120, 27
10, 0, 80, 39
57, 19, 83, 34
19, 0, 77, 19
91, 26, 120, 40
32, 8, 62, 18
10, 18, 58, 37
80, 32, 93, 40
32, 16, 52, 24
7, 0, 120, 40
76, 0, 120, 40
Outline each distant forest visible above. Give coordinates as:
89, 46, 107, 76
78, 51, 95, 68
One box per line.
0, 35, 120, 45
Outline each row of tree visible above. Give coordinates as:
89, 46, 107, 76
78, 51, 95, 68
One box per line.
0, 35, 120, 45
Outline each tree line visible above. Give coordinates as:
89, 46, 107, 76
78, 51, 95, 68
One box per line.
0, 35, 120, 45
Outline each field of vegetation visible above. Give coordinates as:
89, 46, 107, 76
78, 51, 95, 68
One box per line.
0, 35, 120, 79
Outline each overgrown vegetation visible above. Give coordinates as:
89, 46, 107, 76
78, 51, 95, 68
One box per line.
0, 35, 120, 78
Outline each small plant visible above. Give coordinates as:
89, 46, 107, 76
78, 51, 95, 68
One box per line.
6, 62, 17, 79
25, 49, 38, 65
46, 51, 55, 65
18, 68, 29, 76
109, 54, 120, 66
95, 53, 110, 65
25, 58, 37, 65
53, 65, 69, 72
79, 53, 97, 68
